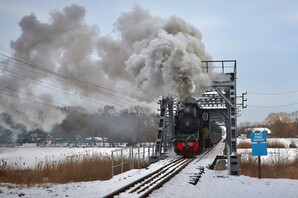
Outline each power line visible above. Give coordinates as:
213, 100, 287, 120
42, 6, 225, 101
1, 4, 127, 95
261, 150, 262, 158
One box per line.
0, 57, 139, 108
0, 64, 126, 108
0, 90, 61, 109
248, 90, 298, 95
0, 44, 138, 95
0, 54, 136, 105
0, 91, 138, 127
0, 51, 139, 105
92, 114, 138, 127
248, 102, 298, 108
0, 84, 68, 107
0, 46, 143, 127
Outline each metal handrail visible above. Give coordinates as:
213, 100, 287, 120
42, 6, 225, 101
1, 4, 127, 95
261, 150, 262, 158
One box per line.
201, 60, 236, 74
111, 145, 156, 177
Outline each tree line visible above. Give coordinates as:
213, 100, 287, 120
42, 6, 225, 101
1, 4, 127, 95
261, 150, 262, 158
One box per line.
238, 111, 298, 138
0, 105, 158, 146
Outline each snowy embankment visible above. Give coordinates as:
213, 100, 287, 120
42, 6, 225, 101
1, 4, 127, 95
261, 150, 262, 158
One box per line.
1, 160, 298, 198
151, 168, 298, 198
238, 138, 298, 148
0, 140, 298, 198
0, 140, 298, 197
0, 146, 115, 169
237, 138, 298, 163
238, 148, 298, 163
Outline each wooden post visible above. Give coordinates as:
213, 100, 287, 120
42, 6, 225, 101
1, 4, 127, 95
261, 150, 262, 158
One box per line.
111, 151, 114, 177
131, 148, 134, 169
258, 156, 261, 179
138, 147, 140, 168
121, 149, 123, 173
129, 147, 132, 170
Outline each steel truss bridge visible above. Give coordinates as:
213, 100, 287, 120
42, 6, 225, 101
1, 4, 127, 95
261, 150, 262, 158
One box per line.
152, 60, 247, 175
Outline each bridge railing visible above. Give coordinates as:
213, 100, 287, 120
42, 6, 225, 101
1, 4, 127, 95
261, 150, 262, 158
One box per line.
202, 60, 236, 74
111, 145, 156, 177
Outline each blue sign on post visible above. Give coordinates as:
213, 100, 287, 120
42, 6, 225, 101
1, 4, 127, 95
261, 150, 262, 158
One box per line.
252, 142, 267, 156
251, 132, 267, 156
251, 132, 267, 179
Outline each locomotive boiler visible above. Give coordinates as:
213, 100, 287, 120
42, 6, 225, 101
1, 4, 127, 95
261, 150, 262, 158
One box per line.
173, 100, 222, 156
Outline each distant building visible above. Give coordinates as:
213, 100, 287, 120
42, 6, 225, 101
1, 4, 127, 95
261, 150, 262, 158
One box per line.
243, 127, 271, 138
84, 137, 104, 145
251, 128, 271, 134
20, 129, 47, 144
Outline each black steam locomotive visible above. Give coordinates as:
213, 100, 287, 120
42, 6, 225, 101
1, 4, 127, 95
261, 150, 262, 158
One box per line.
173, 100, 222, 156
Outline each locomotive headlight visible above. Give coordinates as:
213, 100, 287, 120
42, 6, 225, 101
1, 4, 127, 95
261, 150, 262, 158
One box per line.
185, 121, 190, 126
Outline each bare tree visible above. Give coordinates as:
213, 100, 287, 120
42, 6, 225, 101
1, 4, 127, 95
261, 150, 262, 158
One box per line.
83, 115, 102, 145
265, 113, 295, 138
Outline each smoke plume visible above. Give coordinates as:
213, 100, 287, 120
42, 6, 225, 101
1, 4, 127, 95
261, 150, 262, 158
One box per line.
1, 4, 215, 132
98, 6, 212, 101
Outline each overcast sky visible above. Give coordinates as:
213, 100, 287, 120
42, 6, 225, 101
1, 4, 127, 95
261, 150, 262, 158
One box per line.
1, 0, 298, 124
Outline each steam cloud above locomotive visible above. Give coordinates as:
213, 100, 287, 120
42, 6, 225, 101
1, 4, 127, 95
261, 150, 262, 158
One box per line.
1, 4, 214, 131
123, 8, 213, 101
11, 4, 213, 101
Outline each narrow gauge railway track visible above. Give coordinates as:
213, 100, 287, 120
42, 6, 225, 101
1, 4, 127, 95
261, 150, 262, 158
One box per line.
103, 157, 193, 198
103, 148, 214, 198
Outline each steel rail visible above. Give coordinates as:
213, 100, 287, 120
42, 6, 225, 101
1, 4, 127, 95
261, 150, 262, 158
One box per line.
103, 147, 216, 198
137, 158, 194, 198
130, 158, 191, 194
129, 158, 187, 193
103, 157, 183, 198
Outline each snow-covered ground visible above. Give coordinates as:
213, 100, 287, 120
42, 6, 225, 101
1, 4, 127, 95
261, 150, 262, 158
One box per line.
151, 168, 298, 198
237, 138, 298, 163
0, 146, 115, 169
0, 145, 155, 170
238, 148, 298, 163
238, 138, 298, 148
1, 141, 298, 198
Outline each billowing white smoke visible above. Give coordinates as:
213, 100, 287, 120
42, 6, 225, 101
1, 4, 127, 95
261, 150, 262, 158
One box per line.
125, 25, 211, 100
98, 6, 212, 101
2, 4, 214, 132
1, 4, 98, 131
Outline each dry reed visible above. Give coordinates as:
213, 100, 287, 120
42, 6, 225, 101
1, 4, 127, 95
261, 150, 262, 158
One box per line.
0, 153, 148, 185
237, 141, 251, 148
267, 139, 286, 148
238, 139, 286, 149
240, 155, 298, 179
